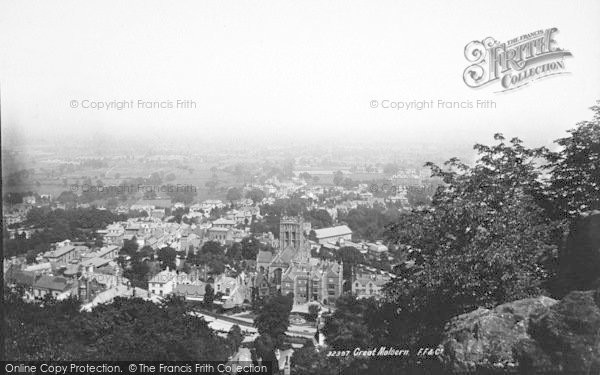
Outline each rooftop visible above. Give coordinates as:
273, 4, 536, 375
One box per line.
256, 250, 273, 263
44, 245, 78, 258
209, 226, 230, 232
314, 225, 352, 239
213, 218, 236, 225
148, 269, 177, 284
80, 257, 112, 268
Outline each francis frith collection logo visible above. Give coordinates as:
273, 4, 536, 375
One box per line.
463, 28, 572, 92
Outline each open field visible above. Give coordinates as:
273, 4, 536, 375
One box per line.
2, 159, 243, 203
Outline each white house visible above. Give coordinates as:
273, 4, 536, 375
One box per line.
148, 268, 177, 297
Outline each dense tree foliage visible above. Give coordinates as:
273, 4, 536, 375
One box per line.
544, 102, 600, 217
240, 237, 260, 260
246, 188, 266, 203
122, 245, 157, 289
307, 304, 320, 322
254, 294, 293, 346
4, 207, 125, 258
26, 206, 122, 231
383, 134, 565, 345
226, 187, 243, 202
3, 191, 38, 205
305, 209, 333, 229
204, 284, 215, 307
120, 237, 139, 257
156, 183, 197, 204
291, 341, 337, 375
227, 324, 243, 352
4, 289, 231, 360
157, 246, 177, 270
406, 184, 437, 207
187, 241, 227, 275
339, 205, 401, 241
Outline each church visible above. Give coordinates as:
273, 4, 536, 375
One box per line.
255, 216, 344, 305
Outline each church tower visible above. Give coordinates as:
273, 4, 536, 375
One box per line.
278, 216, 311, 265
279, 216, 305, 250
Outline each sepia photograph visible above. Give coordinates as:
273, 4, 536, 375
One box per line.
1, 1, 599, 374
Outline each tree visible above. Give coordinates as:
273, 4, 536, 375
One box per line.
342, 206, 400, 241
3, 192, 29, 205
138, 245, 154, 259
25, 250, 38, 264
305, 209, 332, 229
201, 241, 223, 256
188, 244, 227, 275
227, 325, 243, 352
204, 283, 215, 307
291, 341, 337, 375
123, 260, 151, 289
121, 237, 139, 257
3, 289, 232, 361
241, 237, 260, 260
246, 188, 265, 203
169, 207, 189, 223
383, 134, 564, 345
254, 334, 277, 364
544, 102, 600, 217
332, 171, 344, 186
57, 191, 78, 205
307, 304, 320, 322
157, 246, 177, 270
167, 186, 197, 205
338, 246, 364, 281
406, 185, 436, 207
226, 187, 243, 202
322, 295, 375, 350
254, 294, 293, 346
227, 242, 242, 261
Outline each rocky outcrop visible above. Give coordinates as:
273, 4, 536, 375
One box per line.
515, 288, 600, 373
440, 211, 600, 372
439, 296, 557, 372
440, 289, 600, 373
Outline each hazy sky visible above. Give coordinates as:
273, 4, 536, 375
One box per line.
1, 0, 599, 148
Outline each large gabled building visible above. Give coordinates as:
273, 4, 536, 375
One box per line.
313, 225, 353, 244
256, 216, 343, 305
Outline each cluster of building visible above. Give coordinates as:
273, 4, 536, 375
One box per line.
4, 240, 126, 303
4, 173, 405, 312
